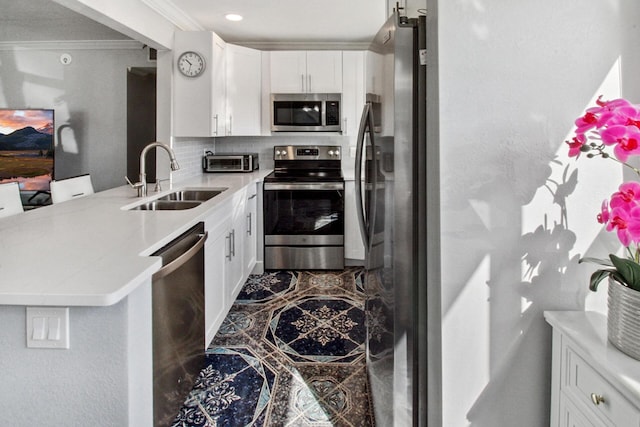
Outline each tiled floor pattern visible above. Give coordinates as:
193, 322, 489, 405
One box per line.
172, 268, 374, 427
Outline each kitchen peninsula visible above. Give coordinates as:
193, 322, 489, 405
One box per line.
0, 170, 268, 426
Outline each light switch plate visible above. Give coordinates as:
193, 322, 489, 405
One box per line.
26, 307, 70, 349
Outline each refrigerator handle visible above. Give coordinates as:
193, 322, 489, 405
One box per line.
355, 103, 371, 250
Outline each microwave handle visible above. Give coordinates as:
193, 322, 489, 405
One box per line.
202, 156, 207, 171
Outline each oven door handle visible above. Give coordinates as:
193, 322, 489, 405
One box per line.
263, 182, 344, 191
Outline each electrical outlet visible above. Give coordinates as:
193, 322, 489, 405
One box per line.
26, 307, 70, 349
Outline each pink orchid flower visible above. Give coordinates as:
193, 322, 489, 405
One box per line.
566, 135, 585, 158
597, 200, 610, 224
600, 125, 640, 162
626, 206, 640, 243
607, 206, 634, 246
610, 181, 640, 210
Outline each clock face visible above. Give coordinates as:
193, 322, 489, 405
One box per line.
177, 51, 206, 77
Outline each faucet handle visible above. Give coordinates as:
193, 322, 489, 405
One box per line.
125, 176, 144, 197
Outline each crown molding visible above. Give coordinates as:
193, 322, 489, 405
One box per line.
140, 0, 204, 31
236, 41, 372, 51
0, 40, 145, 51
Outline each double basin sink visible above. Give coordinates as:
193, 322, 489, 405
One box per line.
129, 187, 227, 211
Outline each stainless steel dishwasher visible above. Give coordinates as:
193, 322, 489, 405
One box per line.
151, 222, 207, 427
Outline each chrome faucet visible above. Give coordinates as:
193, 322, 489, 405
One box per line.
131, 141, 180, 197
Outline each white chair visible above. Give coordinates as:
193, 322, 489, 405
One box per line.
50, 174, 95, 204
0, 182, 24, 219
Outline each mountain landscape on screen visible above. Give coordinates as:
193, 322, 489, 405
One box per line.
0, 109, 54, 194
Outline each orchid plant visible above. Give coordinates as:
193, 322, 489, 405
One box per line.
567, 96, 640, 292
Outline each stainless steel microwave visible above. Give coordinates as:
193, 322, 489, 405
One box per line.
271, 93, 341, 132
203, 153, 259, 173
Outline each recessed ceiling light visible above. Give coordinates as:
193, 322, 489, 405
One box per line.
225, 14, 243, 22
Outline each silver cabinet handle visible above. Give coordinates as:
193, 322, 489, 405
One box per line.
213, 114, 219, 136
308, 75, 311, 92
225, 233, 232, 260
247, 212, 252, 236
301, 74, 305, 92
228, 115, 233, 136
343, 118, 348, 135
231, 229, 236, 257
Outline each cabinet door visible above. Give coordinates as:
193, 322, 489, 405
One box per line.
211, 34, 226, 137
341, 51, 365, 139
270, 51, 306, 93
204, 217, 231, 347
226, 44, 262, 136
227, 191, 247, 301
174, 31, 226, 137
344, 180, 365, 261
365, 50, 384, 95
306, 51, 343, 93
244, 187, 258, 273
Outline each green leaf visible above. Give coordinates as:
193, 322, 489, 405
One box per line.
609, 254, 640, 291
579, 257, 614, 267
589, 269, 613, 292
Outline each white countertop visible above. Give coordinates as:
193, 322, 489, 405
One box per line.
0, 170, 270, 307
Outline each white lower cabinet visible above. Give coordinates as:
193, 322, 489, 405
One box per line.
545, 311, 640, 427
244, 186, 258, 274
203, 183, 259, 347
227, 189, 247, 301
203, 209, 231, 347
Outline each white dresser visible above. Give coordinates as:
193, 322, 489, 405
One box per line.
545, 311, 640, 427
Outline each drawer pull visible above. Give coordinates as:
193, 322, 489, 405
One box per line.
590, 393, 605, 406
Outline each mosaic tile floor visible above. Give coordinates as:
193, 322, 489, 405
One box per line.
172, 268, 374, 427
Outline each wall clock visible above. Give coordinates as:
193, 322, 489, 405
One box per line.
177, 51, 206, 78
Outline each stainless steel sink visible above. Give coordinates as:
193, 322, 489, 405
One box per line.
130, 200, 202, 211
157, 188, 227, 202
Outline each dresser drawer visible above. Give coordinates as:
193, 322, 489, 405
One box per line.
565, 347, 640, 427
559, 395, 599, 427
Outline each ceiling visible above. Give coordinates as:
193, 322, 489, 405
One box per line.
0, 0, 388, 48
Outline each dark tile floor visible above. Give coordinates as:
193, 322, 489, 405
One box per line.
171, 268, 374, 427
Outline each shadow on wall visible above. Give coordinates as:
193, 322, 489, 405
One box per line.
0, 49, 86, 182
56, 117, 85, 180
439, 0, 640, 426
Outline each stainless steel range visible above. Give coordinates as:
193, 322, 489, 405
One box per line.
263, 145, 344, 270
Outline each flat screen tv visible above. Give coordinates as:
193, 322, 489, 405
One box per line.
0, 109, 54, 206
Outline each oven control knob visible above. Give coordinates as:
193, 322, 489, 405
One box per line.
328, 150, 334, 156
334, 149, 340, 157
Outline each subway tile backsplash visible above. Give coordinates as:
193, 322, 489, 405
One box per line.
172, 135, 354, 183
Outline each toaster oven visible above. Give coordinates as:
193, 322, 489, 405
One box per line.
202, 153, 259, 173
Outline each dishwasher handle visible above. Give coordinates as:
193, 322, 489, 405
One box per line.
152, 231, 208, 280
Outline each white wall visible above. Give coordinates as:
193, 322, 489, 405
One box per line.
0, 280, 153, 426
0, 42, 152, 191
439, 1, 640, 426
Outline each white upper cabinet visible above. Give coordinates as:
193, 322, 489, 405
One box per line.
341, 51, 365, 139
270, 51, 343, 93
365, 50, 384, 95
225, 44, 262, 136
173, 31, 226, 137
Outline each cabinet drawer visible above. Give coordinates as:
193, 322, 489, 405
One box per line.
559, 395, 598, 427
565, 347, 640, 427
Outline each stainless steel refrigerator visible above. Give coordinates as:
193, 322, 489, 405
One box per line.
355, 11, 441, 427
